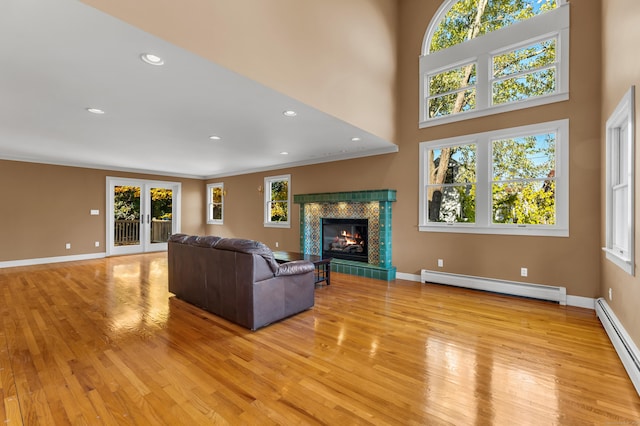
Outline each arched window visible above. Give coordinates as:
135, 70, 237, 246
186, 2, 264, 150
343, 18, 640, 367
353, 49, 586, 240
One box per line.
419, 0, 569, 127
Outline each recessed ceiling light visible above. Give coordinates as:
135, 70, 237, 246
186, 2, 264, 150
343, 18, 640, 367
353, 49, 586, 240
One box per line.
86, 108, 105, 114
140, 53, 165, 66
351, 137, 361, 142
283, 110, 297, 117
209, 135, 221, 140
280, 151, 289, 155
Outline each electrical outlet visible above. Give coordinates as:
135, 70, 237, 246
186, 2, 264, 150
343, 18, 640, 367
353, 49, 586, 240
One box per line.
437, 259, 444, 268
520, 267, 528, 277
65, 243, 71, 250
275, 242, 279, 248
95, 241, 100, 247
609, 288, 613, 301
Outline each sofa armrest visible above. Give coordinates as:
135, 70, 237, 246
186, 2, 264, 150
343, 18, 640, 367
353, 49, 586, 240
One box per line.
276, 260, 315, 276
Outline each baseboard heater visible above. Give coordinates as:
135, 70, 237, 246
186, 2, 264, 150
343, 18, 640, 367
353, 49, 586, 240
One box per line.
595, 298, 640, 396
421, 270, 567, 305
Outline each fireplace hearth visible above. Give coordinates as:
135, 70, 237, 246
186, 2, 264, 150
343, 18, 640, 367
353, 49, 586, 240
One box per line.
322, 218, 368, 263
294, 189, 397, 281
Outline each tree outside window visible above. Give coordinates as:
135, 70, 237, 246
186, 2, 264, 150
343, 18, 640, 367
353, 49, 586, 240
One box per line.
114, 186, 172, 221
429, 0, 557, 56
491, 134, 556, 225
264, 175, 291, 228
420, 120, 568, 236
422, 0, 568, 210
427, 144, 477, 223
207, 183, 224, 224
427, 0, 558, 121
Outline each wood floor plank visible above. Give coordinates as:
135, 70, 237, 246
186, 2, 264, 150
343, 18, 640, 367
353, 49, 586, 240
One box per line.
0, 253, 639, 425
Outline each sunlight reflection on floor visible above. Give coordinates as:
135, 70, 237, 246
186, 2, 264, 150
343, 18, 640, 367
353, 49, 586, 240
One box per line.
107, 254, 169, 335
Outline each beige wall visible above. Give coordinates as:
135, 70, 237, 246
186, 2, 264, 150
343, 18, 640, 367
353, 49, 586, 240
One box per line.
4, 1, 606, 303
205, 0, 603, 300
601, 0, 640, 346
0, 160, 205, 262
80, 0, 398, 143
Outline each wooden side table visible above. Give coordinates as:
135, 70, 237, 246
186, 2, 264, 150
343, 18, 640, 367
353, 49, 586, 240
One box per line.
272, 251, 331, 286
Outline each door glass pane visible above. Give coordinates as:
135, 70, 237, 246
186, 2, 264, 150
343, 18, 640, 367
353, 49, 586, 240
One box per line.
150, 188, 173, 244
114, 186, 141, 247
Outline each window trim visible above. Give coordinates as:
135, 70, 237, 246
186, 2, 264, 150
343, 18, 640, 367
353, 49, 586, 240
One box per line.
264, 174, 291, 228
419, 1, 569, 128
603, 86, 635, 275
206, 182, 224, 225
419, 119, 569, 237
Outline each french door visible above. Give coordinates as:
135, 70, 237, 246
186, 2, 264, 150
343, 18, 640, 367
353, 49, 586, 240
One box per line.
107, 177, 181, 256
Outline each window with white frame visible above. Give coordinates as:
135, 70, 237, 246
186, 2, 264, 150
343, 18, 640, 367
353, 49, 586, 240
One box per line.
420, 0, 569, 127
419, 119, 568, 236
264, 174, 290, 228
206, 183, 224, 224
604, 86, 635, 275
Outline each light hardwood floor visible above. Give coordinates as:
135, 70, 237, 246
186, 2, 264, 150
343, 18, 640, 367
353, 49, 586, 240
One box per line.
0, 252, 639, 425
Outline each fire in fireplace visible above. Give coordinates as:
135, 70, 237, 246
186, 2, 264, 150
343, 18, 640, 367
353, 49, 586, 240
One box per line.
322, 218, 368, 263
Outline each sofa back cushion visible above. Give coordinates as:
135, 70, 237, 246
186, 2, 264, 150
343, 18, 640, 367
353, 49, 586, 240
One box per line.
214, 238, 280, 274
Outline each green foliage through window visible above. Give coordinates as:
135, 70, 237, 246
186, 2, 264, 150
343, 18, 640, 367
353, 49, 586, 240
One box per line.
426, 0, 558, 120
150, 188, 173, 221
490, 133, 557, 225
427, 144, 477, 223
113, 186, 172, 221
268, 179, 289, 223
426, 131, 558, 226
210, 186, 223, 221
114, 186, 140, 220
429, 0, 557, 54
492, 38, 556, 105
428, 63, 477, 118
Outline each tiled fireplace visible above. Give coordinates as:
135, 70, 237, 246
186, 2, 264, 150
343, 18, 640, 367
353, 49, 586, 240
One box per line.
294, 189, 396, 281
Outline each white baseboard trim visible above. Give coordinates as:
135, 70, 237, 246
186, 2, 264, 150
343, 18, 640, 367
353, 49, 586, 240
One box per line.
566, 295, 595, 310
395, 272, 421, 282
0, 253, 106, 269
596, 298, 640, 396
395, 271, 595, 309
421, 269, 567, 305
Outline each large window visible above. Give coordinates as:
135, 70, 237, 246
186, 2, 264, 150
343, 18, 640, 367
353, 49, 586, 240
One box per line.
207, 183, 224, 225
419, 120, 568, 236
264, 174, 291, 228
604, 87, 635, 275
420, 0, 569, 127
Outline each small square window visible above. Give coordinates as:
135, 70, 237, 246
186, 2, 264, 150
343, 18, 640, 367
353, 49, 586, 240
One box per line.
427, 63, 477, 119
491, 38, 557, 106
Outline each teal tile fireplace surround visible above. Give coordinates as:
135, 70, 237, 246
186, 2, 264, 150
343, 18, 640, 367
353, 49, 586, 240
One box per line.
294, 189, 397, 281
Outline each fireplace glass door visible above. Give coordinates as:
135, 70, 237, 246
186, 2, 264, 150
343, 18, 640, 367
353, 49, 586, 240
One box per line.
322, 218, 368, 263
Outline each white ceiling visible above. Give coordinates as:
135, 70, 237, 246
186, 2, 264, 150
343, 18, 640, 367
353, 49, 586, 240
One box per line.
0, 0, 398, 179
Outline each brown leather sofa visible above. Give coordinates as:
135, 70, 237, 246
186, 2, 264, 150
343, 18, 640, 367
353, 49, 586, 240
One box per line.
168, 234, 315, 330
